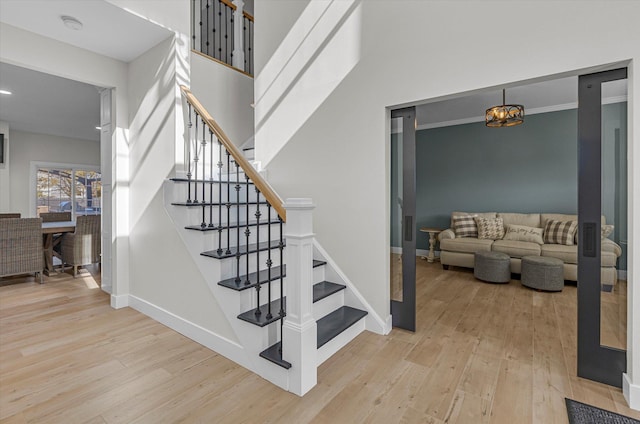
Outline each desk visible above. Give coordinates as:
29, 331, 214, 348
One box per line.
419, 227, 442, 263
42, 221, 75, 275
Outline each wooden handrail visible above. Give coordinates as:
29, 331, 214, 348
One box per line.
180, 85, 286, 222
219, 0, 237, 11
242, 10, 254, 22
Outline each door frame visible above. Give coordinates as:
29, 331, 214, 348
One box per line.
390, 107, 416, 331
577, 67, 628, 387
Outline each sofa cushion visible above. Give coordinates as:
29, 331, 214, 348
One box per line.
453, 215, 478, 238
440, 237, 494, 254
451, 211, 496, 229
492, 240, 541, 258
475, 216, 505, 240
503, 224, 544, 244
602, 238, 622, 257
497, 213, 541, 228
541, 244, 618, 267
543, 219, 578, 245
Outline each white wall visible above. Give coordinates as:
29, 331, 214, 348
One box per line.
0, 121, 10, 212
8, 130, 100, 217
190, 52, 254, 147
254, 0, 640, 407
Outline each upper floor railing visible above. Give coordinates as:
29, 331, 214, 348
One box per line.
191, 0, 254, 76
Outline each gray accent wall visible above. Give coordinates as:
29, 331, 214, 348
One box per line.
389, 105, 628, 270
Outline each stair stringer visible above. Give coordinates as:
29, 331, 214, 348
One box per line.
162, 180, 291, 391
313, 239, 392, 337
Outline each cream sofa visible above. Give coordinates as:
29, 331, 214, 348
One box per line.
438, 212, 622, 286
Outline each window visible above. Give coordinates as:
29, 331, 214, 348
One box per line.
36, 167, 101, 218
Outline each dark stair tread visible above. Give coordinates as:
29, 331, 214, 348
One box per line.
219, 265, 285, 291
170, 177, 253, 185
201, 240, 284, 260
171, 201, 269, 207
317, 306, 367, 349
219, 260, 324, 291
313, 281, 346, 303
185, 219, 280, 232
313, 260, 327, 268
238, 298, 285, 327
259, 342, 291, 369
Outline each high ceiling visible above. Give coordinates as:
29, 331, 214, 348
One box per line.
0, 0, 172, 142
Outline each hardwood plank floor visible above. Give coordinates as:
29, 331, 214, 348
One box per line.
1, 262, 638, 423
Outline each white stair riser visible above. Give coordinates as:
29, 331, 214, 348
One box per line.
313, 290, 344, 321
313, 265, 325, 285
316, 317, 366, 366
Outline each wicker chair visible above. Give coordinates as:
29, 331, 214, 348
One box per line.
0, 218, 44, 283
61, 215, 101, 277
0, 213, 21, 219
40, 212, 72, 222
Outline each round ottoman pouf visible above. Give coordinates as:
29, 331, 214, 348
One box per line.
474, 251, 511, 283
521, 256, 564, 292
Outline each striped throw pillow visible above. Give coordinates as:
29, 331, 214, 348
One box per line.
475, 217, 504, 240
453, 215, 478, 238
544, 220, 578, 245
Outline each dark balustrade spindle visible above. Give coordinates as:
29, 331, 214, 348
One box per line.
217, 1, 222, 61
254, 189, 261, 315
235, 160, 241, 283
193, 117, 200, 204
244, 173, 250, 286
279, 217, 285, 354
205, 0, 210, 56
191, 0, 196, 49
216, 139, 223, 254
201, 123, 207, 227
225, 150, 232, 255
266, 204, 273, 320
208, 130, 214, 228
187, 105, 193, 204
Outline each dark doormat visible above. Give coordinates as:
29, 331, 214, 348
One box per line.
566, 398, 640, 424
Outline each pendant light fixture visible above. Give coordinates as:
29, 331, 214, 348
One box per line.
485, 89, 524, 127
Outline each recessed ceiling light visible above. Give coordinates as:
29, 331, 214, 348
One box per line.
0, 90, 12, 95
95, 126, 102, 130
61, 15, 83, 31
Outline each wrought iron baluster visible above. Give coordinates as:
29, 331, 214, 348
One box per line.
216, 139, 223, 254
187, 105, 193, 204
254, 189, 261, 315
234, 160, 241, 283
279, 217, 285, 355
218, 0, 222, 61
266, 203, 273, 320
244, 173, 250, 286
193, 117, 200, 204
208, 130, 214, 228
225, 150, 231, 255
200, 122, 207, 227
191, 0, 196, 50
205, 0, 210, 55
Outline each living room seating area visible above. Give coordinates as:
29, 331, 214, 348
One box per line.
438, 212, 622, 286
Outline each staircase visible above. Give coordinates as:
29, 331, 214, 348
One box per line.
166, 86, 369, 395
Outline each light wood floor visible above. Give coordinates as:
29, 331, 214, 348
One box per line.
1, 263, 639, 423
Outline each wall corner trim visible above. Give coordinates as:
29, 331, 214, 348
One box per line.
110, 294, 129, 309
623, 373, 640, 411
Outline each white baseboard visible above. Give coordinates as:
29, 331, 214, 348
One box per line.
383, 314, 392, 335
624, 373, 640, 411
110, 294, 129, 309
127, 294, 250, 370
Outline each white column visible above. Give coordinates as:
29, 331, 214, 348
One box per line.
282, 198, 317, 396
232, 0, 246, 70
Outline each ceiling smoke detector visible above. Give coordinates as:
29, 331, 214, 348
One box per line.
61, 15, 83, 31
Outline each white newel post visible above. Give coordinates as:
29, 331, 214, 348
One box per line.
282, 198, 317, 396
232, 0, 246, 70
